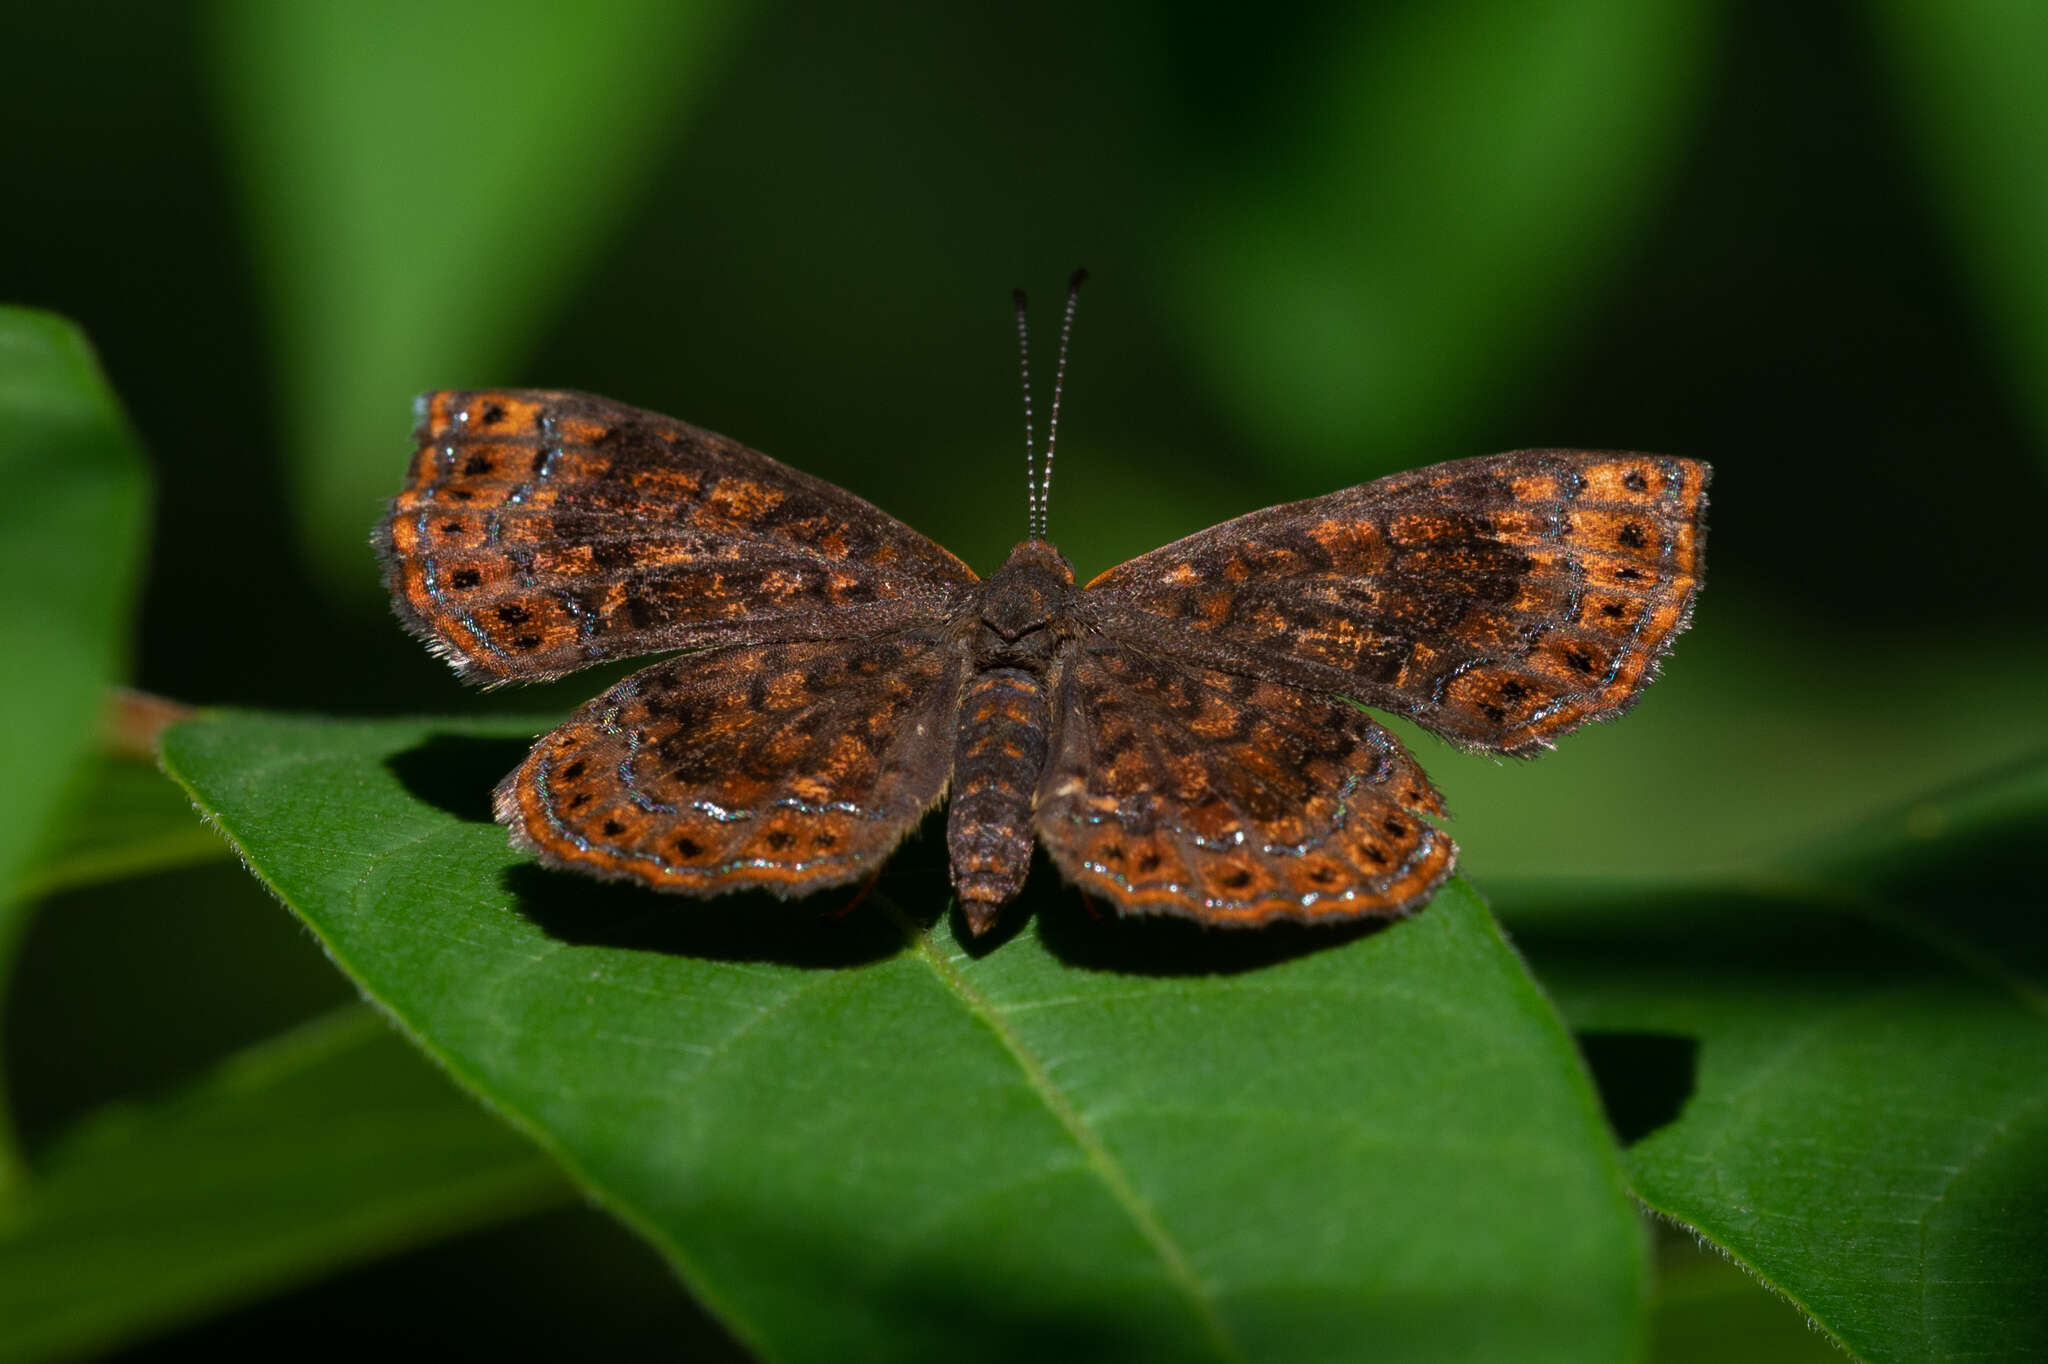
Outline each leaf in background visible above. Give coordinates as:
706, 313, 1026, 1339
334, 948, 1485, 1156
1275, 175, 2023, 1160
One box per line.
1804, 751, 2048, 986
1874, 2, 2048, 473
1165, 0, 1714, 479
0, 1006, 571, 1363
1498, 756, 2048, 1363
210, 0, 738, 588
0, 307, 151, 1192
163, 710, 1647, 1363
17, 759, 226, 902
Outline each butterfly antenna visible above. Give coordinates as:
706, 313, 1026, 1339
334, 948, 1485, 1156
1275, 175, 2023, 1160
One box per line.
1012, 287, 1039, 540
1039, 267, 1088, 540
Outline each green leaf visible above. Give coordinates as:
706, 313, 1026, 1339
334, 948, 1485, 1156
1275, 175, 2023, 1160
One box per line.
209, 0, 739, 587
162, 710, 1646, 1362
1874, 2, 2048, 472
18, 758, 226, 901
1499, 756, 2048, 1363
1166, 0, 1715, 479
0, 307, 151, 1191
0, 1006, 571, 1363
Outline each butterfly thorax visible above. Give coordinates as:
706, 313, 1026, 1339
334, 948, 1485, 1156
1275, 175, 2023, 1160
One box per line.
947, 538, 1078, 932
968, 538, 1077, 669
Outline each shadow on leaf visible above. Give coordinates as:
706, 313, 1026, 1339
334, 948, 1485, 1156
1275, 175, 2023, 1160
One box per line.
1575, 1030, 1700, 1145
385, 733, 531, 825
1028, 864, 1399, 976
501, 863, 911, 970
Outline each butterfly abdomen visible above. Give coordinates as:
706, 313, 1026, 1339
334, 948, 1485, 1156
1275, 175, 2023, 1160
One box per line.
947, 668, 1051, 932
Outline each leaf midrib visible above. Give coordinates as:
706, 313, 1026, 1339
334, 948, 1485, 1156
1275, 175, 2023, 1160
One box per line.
887, 899, 1244, 1363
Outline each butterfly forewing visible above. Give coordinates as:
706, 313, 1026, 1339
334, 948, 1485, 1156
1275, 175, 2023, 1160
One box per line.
497, 632, 962, 894
1081, 450, 1709, 754
378, 389, 978, 684
1034, 643, 1455, 925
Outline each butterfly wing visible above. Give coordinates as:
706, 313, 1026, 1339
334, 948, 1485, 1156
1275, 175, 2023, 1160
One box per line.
1034, 643, 1454, 925
1081, 451, 1709, 754
496, 631, 963, 895
377, 389, 978, 684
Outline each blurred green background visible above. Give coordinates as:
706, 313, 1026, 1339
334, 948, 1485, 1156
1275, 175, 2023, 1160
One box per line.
3, 0, 2045, 1358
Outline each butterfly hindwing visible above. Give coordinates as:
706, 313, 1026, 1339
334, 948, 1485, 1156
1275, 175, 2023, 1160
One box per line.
496, 632, 963, 895
1081, 451, 1709, 754
378, 389, 978, 684
1033, 642, 1455, 925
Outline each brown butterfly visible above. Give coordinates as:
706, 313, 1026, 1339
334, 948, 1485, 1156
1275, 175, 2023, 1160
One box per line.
376, 275, 1708, 936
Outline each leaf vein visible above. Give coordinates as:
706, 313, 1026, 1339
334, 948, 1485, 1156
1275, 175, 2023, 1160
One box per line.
890, 904, 1244, 1363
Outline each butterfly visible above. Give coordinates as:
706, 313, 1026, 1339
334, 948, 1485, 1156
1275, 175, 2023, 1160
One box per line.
376, 276, 1709, 936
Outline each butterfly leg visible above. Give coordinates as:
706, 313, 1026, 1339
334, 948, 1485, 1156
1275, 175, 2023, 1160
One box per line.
947, 668, 1051, 935
823, 863, 887, 921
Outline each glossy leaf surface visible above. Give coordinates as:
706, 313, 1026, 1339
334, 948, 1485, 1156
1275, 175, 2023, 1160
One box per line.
163, 710, 1646, 1363
1503, 758, 2048, 1363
